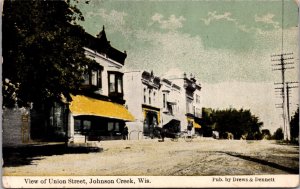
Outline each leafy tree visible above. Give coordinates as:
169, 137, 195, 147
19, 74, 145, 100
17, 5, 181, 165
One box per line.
3, 0, 95, 107
211, 108, 263, 139
272, 128, 284, 140
261, 129, 271, 140
290, 108, 299, 141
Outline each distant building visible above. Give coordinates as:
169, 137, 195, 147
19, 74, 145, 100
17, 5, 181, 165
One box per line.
124, 69, 203, 139
163, 72, 202, 135
124, 70, 161, 139
160, 78, 182, 133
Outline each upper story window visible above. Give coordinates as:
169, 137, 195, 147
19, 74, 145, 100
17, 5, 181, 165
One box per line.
144, 88, 146, 103
149, 89, 151, 105
163, 93, 166, 108
196, 94, 200, 104
108, 71, 123, 97
153, 92, 156, 105
83, 68, 102, 89
186, 98, 193, 114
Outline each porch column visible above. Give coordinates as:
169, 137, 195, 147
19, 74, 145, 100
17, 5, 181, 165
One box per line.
68, 113, 74, 142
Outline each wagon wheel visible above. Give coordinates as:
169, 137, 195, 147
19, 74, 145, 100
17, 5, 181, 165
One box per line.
184, 135, 192, 142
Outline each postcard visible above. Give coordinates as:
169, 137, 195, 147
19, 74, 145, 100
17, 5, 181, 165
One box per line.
2, 0, 299, 188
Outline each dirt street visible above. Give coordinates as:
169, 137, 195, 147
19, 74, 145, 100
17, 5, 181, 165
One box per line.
3, 138, 299, 176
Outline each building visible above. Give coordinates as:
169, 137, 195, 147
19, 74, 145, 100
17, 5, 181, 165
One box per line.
124, 69, 203, 139
3, 26, 134, 146
68, 26, 134, 143
124, 70, 161, 139
163, 72, 202, 135
160, 78, 182, 133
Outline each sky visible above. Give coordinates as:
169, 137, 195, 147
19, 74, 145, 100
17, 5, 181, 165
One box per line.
77, 0, 299, 133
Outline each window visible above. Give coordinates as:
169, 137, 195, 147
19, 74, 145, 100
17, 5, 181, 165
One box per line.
115, 122, 120, 131
144, 88, 146, 103
163, 94, 166, 108
109, 74, 115, 92
108, 122, 114, 131
83, 69, 102, 89
186, 98, 193, 114
74, 119, 91, 134
167, 103, 173, 115
117, 78, 122, 93
196, 94, 200, 104
83, 120, 91, 130
153, 92, 156, 105
149, 90, 151, 105
74, 119, 81, 134
108, 72, 123, 95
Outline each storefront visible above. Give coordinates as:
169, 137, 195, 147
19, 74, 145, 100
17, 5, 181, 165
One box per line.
186, 116, 201, 134
142, 104, 160, 137
69, 95, 134, 143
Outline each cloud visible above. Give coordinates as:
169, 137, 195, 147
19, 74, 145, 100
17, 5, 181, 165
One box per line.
201, 11, 251, 33
85, 9, 131, 37
150, 13, 186, 30
255, 13, 280, 29
201, 11, 235, 25
86, 9, 127, 26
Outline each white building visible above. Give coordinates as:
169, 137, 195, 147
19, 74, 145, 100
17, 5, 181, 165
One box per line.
163, 72, 202, 135
68, 26, 134, 143
124, 70, 161, 139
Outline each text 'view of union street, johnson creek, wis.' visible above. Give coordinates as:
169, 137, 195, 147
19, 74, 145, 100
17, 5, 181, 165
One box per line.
2, 0, 299, 188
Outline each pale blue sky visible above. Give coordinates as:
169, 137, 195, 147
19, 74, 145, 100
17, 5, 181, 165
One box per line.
77, 0, 299, 132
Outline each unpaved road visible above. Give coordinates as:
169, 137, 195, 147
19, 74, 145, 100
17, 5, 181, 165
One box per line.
3, 138, 299, 176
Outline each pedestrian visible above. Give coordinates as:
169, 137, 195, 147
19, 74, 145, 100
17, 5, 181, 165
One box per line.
187, 121, 193, 137
123, 125, 128, 140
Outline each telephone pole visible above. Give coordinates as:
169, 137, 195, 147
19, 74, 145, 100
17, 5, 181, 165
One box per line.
272, 53, 294, 140
286, 82, 298, 138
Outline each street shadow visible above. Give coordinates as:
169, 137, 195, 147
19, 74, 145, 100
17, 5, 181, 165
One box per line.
3, 144, 103, 167
219, 151, 299, 174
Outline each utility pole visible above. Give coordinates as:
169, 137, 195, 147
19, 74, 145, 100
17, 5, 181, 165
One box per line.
286, 82, 298, 138
272, 53, 294, 140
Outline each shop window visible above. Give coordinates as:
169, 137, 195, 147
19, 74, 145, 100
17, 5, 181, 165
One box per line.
115, 122, 120, 131
83, 120, 91, 130
108, 122, 114, 131
74, 118, 91, 134
74, 119, 82, 134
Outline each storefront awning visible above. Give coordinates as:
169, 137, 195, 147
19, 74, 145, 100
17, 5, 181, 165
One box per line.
69, 95, 135, 122
194, 122, 201, 129
186, 117, 201, 128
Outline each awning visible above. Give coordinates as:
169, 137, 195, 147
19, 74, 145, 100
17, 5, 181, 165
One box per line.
163, 119, 181, 132
186, 117, 201, 129
69, 95, 135, 122
194, 122, 201, 129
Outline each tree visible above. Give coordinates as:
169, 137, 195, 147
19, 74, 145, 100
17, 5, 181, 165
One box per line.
261, 129, 271, 140
290, 107, 299, 141
3, 0, 95, 107
272, 128, 284, 140
211, 108, 263, 139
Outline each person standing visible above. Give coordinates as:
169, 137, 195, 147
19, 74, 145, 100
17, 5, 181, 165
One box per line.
123, 125, 129, 140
